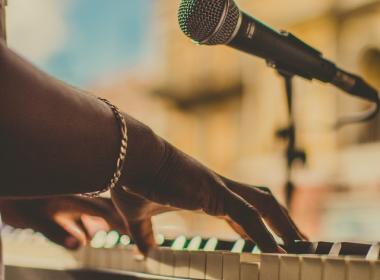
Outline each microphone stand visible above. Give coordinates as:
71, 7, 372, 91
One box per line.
0, 0, 6, 41
275, 69, 307, 209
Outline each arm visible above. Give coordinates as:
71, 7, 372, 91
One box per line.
0, 41, 305, 252
0, 40, 121, 196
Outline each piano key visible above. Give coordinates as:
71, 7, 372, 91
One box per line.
367, 243, 380, 261
286, 241, 317, 254
108, 247, 123, 270
329, 242, 372, 257
323, 258, 347, 280
145, 248, 161, 275
240, 262, 259, 280
222, 252, 240, 280
215, 240, 235, 251
120, 246, 144, 272
300, 256, 323, 280
279, 255, 300, 280
104, 231, 120, 249
204, 237, 218, 252
315, 242, 334, 254
118, 247, 133, 271
240, 253, 261, 264
71, 246, 88, 268
259, 254, 281, 280
155, 234, 165, 247
372, 261, 380, 280
287, 241, 334, 255
119, 235, 132, 247
159, 248, 175, 276
187, 236, 203, 251
347, 258, 371, 280
90, 231, 108, 249
243, 241, 256, 253
171, 235, 188, 250
189, 251, 207, 279
205, 252, 223, 280
174, 251, 190, 278
231, 239, 246, 253
89, 247, 107, 268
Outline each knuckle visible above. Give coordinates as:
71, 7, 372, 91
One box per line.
203, 188, 226, 216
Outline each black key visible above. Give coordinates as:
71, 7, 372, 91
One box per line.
330, 242, 372, 257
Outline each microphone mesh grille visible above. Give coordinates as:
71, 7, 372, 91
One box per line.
178, 0, 240, 45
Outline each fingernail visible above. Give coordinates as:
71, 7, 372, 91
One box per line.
65, 237, 80, 250
277, 246, 287, 254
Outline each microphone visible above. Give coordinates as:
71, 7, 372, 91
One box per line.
178, 0, 379, 103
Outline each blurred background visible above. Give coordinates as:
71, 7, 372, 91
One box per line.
5, 0, 380, 242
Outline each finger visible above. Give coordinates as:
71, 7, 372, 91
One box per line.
223, 216, 250, 240
54, 215, 88, 246
223, 189, 283, 253
69, 197, 126, 234
280, 205, 309, 241
128, 220, 157, 256
256, 195, 304, 244
28, 218, 81, 250
111, 187, 157, 255
76, 218, 92, 241
223, 178, 305, 244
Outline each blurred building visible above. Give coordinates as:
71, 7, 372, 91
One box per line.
93, 0, 380, 241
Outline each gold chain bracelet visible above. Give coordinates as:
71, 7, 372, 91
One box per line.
82, 97, 128, 198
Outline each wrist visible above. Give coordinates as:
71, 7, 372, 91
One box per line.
120, 115, 166, 188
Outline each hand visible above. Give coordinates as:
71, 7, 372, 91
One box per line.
0, 196, 125, 249
111, 187, 306, 255
117, 118, 306, 253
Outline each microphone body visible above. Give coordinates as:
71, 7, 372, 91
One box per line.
178, 0, 379, 102
229, 13, 378, 102
230, 13, 335, 82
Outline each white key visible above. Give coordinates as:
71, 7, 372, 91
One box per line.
347, 258, 371, 280
84, 247, 96, 267
300, 256, 323, 280
372, 261, 380, 280
223, 253, 240, 280
323, 258, 346, 280
205, 252, 223, 280
74, 246, 89, 268
259, 254, 281, 280
108, 247, 123, 270
240, 253, 261, 264
280, 255, 300, 280
240, 262, 259, 280
174, 251, 190, 278
159, 248, 175, 276
146, 249, 161, 275
189, 251, 207, 279
120, 246, 146, 273
96, 248, 110, 268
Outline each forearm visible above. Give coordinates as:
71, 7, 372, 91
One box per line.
0, 40, 120, 197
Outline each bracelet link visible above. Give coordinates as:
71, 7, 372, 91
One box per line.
82, 97, 128, 198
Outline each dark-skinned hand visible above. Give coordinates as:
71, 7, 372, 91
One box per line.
114, 117, 307, 254
112, 184, 306, 255
0, 196, 125, 250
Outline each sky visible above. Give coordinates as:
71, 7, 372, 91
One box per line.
6, 0, 153, 86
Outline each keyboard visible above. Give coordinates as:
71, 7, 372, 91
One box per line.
3, 227, 380, 280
